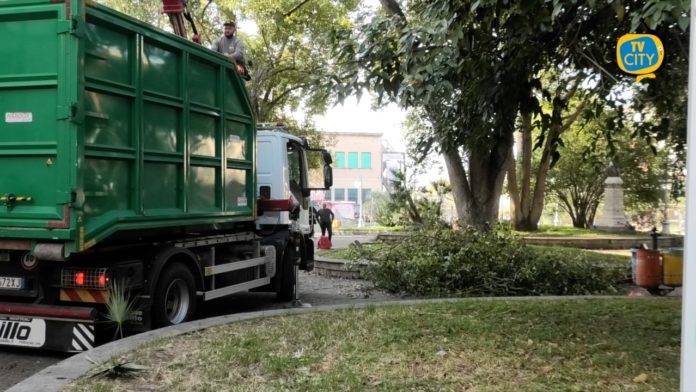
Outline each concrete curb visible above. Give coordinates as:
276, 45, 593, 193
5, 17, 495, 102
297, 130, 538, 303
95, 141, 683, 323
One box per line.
7, 295, 672, 392
376, 233, 684, 250
314, 256, 370, 279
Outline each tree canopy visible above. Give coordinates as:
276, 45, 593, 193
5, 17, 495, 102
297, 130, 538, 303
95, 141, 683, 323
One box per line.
330, 0, 688, 229
100, 0, 358, 128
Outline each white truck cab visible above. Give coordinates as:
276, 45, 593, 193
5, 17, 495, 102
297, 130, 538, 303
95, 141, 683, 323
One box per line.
255, 125, 333, 272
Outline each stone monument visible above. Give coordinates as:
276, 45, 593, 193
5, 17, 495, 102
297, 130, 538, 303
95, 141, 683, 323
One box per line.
595, 165, 633, 232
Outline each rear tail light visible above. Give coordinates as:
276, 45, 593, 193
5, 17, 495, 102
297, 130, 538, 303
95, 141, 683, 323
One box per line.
62, 268, 109, 290
98, 274, 108, 287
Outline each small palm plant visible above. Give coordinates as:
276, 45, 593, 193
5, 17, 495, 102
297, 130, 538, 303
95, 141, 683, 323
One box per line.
104, 280, 137, 340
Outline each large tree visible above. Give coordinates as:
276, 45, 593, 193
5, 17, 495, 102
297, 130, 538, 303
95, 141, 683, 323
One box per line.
332, 0, 688, 229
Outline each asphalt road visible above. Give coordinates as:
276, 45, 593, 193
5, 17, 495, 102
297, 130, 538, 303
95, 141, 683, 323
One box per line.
0, 234, 385, 391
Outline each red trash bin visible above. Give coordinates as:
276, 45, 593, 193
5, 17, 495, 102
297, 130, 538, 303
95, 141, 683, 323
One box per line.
635, 249, 662, 289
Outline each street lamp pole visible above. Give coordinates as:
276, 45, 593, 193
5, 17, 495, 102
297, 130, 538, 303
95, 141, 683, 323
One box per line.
355, 177, 364, 228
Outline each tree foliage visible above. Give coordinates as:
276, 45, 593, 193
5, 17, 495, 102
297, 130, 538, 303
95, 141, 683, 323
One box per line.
548, 112, 669, 228
100, 0, 357, 131
331, 0, 688, 230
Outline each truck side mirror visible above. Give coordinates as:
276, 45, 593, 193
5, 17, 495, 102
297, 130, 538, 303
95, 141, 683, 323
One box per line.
322, 150, 333, 165
323, 165, 333, 189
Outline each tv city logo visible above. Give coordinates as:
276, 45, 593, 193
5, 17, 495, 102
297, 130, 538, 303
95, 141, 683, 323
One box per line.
616, 34, 664, 83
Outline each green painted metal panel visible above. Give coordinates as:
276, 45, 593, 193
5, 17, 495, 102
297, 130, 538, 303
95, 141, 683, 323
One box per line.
0, 1, 256, 257
0, 2, 69, 231
225, 120, 248, 160
84, 21, 132, 86
189, 113, 217, 157
143, 103, 180, 152
84, 90, 133, 147
143, 162, 180, 210
189, 166, 218, 211
142, 41, 180, 98
188, 58, 217, 107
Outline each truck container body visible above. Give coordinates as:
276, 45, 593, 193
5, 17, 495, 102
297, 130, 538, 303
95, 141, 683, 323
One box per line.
0, 0, 256, 259
0, 1, 332, 353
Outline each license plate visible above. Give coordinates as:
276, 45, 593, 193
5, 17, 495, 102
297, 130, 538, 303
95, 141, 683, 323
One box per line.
0, 318, 46, 348
0, 277, 24, 290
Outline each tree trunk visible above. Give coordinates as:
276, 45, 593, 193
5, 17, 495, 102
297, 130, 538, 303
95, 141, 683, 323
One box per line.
508, 94, 588, 231
444, 136, 513, 230
508, 113, 543, 231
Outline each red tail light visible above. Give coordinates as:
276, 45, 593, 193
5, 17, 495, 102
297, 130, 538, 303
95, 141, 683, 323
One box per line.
98, 274, 108, 288
62, 268, 110, 290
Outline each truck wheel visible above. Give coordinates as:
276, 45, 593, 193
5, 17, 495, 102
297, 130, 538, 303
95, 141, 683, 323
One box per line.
277, 247, 296, 302
152, 262, 197, 327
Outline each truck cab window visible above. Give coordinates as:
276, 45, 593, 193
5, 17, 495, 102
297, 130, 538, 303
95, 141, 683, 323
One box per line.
287, 144, 303, 199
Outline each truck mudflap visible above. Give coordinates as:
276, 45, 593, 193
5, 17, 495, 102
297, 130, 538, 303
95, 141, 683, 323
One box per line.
0, 303, 97, 352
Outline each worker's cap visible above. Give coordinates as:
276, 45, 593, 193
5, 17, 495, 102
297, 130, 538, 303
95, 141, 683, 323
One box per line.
224, 21, 236, 27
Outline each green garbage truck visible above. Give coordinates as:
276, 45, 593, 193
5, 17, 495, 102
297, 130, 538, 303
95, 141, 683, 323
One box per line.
0, 0, 332, 351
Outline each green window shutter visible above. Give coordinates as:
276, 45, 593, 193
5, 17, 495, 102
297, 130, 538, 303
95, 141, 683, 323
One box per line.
361, 152, 372, 169
335, 188, 345, 201
335, 152, 345, 169
348, 152, 359, 169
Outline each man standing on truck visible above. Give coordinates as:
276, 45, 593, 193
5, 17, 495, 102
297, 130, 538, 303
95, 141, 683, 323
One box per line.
317, 204, 335, 241
212, 21, 247, 76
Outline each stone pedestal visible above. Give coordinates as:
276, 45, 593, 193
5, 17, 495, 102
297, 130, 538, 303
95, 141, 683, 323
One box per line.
596, 175, 632, 232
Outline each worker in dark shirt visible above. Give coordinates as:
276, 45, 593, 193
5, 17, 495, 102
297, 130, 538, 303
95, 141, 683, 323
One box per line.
317, 203, 335, 240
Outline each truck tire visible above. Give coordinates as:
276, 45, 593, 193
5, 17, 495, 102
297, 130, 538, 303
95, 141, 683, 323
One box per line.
152, 262, 197, 327
277, 246, 296, 302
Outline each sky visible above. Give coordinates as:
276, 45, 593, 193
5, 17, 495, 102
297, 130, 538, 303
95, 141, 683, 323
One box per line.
309, 96, 409, 152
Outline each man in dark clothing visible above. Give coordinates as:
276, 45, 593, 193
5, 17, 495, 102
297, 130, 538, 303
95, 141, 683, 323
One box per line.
317, 203, 335, 240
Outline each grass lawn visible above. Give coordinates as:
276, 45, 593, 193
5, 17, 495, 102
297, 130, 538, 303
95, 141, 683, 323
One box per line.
71, 298, 680, 391
513, 225, 649, 238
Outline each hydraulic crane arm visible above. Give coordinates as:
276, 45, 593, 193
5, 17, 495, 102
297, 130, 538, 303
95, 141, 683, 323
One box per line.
162, 0, 201, 43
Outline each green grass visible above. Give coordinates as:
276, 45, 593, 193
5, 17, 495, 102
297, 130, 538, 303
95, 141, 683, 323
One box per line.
70, 298, 680, 391
513, 225, 648, 238
528, 245, 630, 265
317, 245, 372, 260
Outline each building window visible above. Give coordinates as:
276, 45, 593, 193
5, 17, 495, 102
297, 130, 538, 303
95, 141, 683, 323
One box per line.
362, 189, 372, 202
335, 152, 345, 169
348, 152, 359, 169
334, 188, 345, 201
324, 190, 332, 200
361, 152, 372, 169
347, 188, 359, 203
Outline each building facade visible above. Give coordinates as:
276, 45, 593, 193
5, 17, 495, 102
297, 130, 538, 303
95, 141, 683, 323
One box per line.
312, 132, 384, 223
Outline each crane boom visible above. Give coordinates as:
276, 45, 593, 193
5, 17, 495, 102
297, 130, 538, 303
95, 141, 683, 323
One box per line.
162, 0, 201, 43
